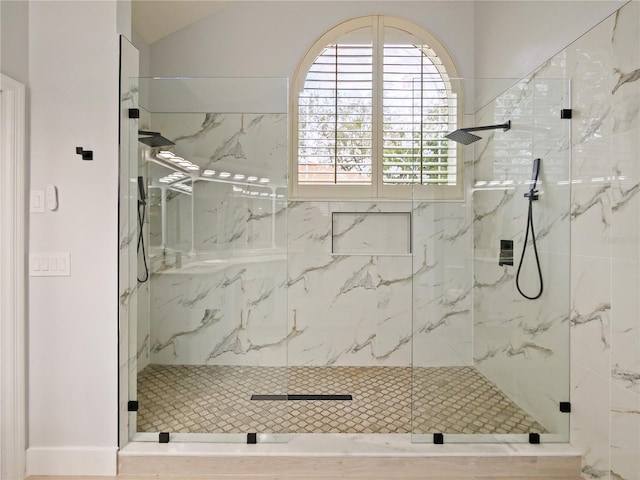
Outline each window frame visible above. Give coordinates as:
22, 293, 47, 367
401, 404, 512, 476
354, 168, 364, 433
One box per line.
290, 15, 463, 201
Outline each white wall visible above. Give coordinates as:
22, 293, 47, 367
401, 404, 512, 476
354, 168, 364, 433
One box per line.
27, 1, 120, 476
131, 28, 150, 78
147, 1, 628, 108
149, 1, 476, 79
1, 0, 29, 84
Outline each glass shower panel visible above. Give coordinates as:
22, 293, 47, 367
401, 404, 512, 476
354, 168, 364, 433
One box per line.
412, 78, 571, 443
127, 77, 289, 443
146, 161, 193, 252
124, 75, 141, 445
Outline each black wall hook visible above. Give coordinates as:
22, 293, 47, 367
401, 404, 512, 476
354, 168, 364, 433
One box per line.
76, 147, 93, 161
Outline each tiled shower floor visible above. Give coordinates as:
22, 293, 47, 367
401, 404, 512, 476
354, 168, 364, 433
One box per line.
136, 365, 546, 435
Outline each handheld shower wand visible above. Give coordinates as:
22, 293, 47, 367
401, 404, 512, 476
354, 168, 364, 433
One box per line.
138, 176, 147, 206
516, 158, 543, 300
137, 175, 149, 283
524, 158, 540, 200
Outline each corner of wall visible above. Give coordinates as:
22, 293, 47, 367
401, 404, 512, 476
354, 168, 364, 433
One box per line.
117, 0, 132, 41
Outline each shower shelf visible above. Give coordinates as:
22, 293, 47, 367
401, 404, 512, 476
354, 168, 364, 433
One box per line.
150, 249, 287, 275
474, 257, 507, 264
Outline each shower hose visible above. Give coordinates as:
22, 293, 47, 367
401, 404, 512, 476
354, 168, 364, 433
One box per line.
515, 191, 543, 300
137, 201, 149, 283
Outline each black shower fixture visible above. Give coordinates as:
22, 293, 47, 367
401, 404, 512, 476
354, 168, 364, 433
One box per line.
516, 158, 543, 300
445, 120, 511, 145
138, 130, 176, 148
137, 175, 149, 284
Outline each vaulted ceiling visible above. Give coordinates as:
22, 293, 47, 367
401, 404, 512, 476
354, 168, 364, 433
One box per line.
132, 1, 226, 44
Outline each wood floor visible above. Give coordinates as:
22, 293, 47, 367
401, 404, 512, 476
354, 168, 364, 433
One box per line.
28, 477, 583, 480
26, 449, 583, 479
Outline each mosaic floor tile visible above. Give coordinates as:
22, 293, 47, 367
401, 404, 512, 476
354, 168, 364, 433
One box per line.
136, 365, 546, 435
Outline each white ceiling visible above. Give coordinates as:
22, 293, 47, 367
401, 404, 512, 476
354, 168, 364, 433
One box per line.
132, 0, 227, 44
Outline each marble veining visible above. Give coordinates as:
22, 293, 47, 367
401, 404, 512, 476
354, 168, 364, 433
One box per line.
611, 366, 640, 391
570, 184, 611, 223
119, 228, 136, 250
331, 207, 379, 240
475, 342, 554, 364
151, 308, 224, 354
205, 312, 304, 362
570, 302, 611, 347
611, 180, 640, 212
173, 113, 223, 142
612, 68, 640, 95
136, 334, 149, 362
179, 285, 215, 307
288, 255, 348, 290
474, 269, 512, 290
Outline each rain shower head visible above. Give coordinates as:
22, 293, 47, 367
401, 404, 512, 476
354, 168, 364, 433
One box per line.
445, 129, 482, 145
138, 130, 175, 148
446, 120, 511, 146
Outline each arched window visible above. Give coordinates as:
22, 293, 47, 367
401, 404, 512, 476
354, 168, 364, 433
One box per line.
292, 16, 462, 200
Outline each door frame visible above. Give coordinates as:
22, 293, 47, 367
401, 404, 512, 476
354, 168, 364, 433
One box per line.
0, 73, 27, 480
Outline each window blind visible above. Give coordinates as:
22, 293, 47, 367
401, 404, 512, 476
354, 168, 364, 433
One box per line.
298, 43, 373, 185
382, 44, 456, 186
296, 19, 458, 191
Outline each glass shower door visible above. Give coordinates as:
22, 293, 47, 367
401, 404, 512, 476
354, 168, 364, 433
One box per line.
412, 77, 571, 443
125, 77, 290, 443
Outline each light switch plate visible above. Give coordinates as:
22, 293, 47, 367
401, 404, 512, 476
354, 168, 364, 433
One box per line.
30, 190, 45, 213
45, 184, 58, 211
29, 253, 71, 276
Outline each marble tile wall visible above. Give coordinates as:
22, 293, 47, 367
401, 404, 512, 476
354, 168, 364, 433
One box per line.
146, 197, 472, 367
411, 201, 473, 368
143, 112, 289, 366
287, 200, 472, 367
142, 107, 473, 367
566, 3, 640, 478
286, 201, 413, 367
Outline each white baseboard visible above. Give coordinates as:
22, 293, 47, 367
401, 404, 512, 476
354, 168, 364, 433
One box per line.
26, 447, 117, 476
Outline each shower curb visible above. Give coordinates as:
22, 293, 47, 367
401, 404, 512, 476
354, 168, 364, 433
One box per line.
118, 451, 582, 478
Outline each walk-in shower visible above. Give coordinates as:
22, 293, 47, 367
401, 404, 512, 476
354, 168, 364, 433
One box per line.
120, 76, 571, 447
